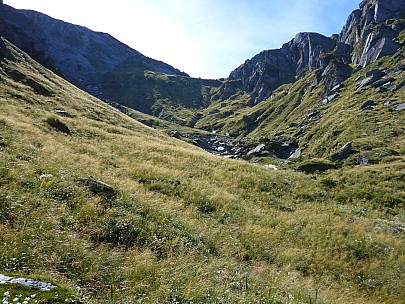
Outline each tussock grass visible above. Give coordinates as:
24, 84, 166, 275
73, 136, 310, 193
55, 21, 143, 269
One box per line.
0, 39, 404, 303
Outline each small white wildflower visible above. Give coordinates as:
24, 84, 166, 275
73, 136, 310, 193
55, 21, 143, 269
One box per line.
3, 292, 10, 297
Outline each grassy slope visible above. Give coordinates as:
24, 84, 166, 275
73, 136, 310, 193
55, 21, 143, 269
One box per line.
195, 30, 405, 167
0, 39, 404, 303
101, 58, 221, 127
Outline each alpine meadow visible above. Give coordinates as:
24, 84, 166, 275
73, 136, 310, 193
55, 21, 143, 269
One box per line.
0, 0, 404, 303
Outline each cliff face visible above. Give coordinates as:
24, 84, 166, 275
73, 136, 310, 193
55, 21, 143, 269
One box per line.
339, 0, 405, 67
217, 32, 351, 104
218, 0, 405, 105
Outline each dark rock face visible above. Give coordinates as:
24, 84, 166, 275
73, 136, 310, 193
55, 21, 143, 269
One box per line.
217, 0, 405, 107
220, 32, 343, 105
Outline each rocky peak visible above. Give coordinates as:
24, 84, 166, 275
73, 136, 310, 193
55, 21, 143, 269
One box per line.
360, 0, 405, 23
339, 0, 405, 67
221, 32, 342, 105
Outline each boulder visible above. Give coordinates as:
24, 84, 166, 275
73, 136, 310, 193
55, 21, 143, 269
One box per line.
53, 109, 74, 118
171, 131, 182, 139
288, 148, 303, 159
331, 141, 353, 161
375, 87, 388, 93
356, 76, 376, 90
0, 274, 57, 291
394, 103, 405, 111
370, 77, 395, 88
322, 93, 339, 105
208, 109, 220, 115
247, 144, 266, 156
296, 163, 335, 173
79, 178, 115, 199
360, 100, 376, 111
356, 152, 376, 165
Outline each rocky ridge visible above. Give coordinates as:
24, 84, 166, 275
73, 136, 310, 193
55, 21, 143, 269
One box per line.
216, 0, 405, 105
0, 4, 187, 100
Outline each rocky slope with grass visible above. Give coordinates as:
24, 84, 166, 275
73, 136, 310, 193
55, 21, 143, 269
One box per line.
194, 0, 405, 169
0, 33, 404, 303
0, 2, 404, 302
0, 2, 222, 124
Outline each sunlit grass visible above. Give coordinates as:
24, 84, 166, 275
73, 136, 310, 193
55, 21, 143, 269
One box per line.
0, 39, 404, 303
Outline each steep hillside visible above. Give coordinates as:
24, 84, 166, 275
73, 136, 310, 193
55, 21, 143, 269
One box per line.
0, 3, 221, 124
1, 38, 404, 304
194, 0, 405, 168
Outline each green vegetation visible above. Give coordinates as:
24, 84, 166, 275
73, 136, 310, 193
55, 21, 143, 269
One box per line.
0, 38, 404, 304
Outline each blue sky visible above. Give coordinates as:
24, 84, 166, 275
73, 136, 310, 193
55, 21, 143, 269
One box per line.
4, 0, 359, 79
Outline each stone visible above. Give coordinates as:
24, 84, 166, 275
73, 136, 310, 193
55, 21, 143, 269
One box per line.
79, 178, 115, 199
356, 152, 376, 165
171, 131, 182, 139
322, 93, 339, 105
375, 87, 388, 93
356, 76, 375, 90
382, 82, 392, 89
296, 163, 335, 173
0, 274, 57, 291
365, 69, 385, 79
247, 144, 266, 156
208, 109, 220, 115
360, 100, 376, 110
331, 141, 353, 161
264, 164, 278, 170
385, 65, 405, 74
53, 110, 74, 118
370, 77, 395, 88
394, 103, 405, 111
288, 148, 302, 159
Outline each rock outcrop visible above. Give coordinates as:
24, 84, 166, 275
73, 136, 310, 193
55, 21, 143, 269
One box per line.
339, 0, 405, 67
216, 0, 405, 106
216, 32, 350, 105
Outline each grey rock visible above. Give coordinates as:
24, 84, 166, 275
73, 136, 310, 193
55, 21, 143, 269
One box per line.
356, 152, 376, 165
296, 163, 335, 173
53, 110, 74, 118
171, 131, 182, 139
0, 274, 57, 291
339, 0, 405, 68
79, 178, 115, 199
331, 141, 353, 161
288, 148, 303, 159
370, 77, 395, 88
221, 32, 340, 104
365, 69, 386, 78
247, 144, 266, 156
385, 65, 405, 74
356, 76, 375, 90
361, 100, 376, 110
394, 103, 405, 111
375, 87, 388, 93
208, 109, 220, 115
322, 93, 339, 105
